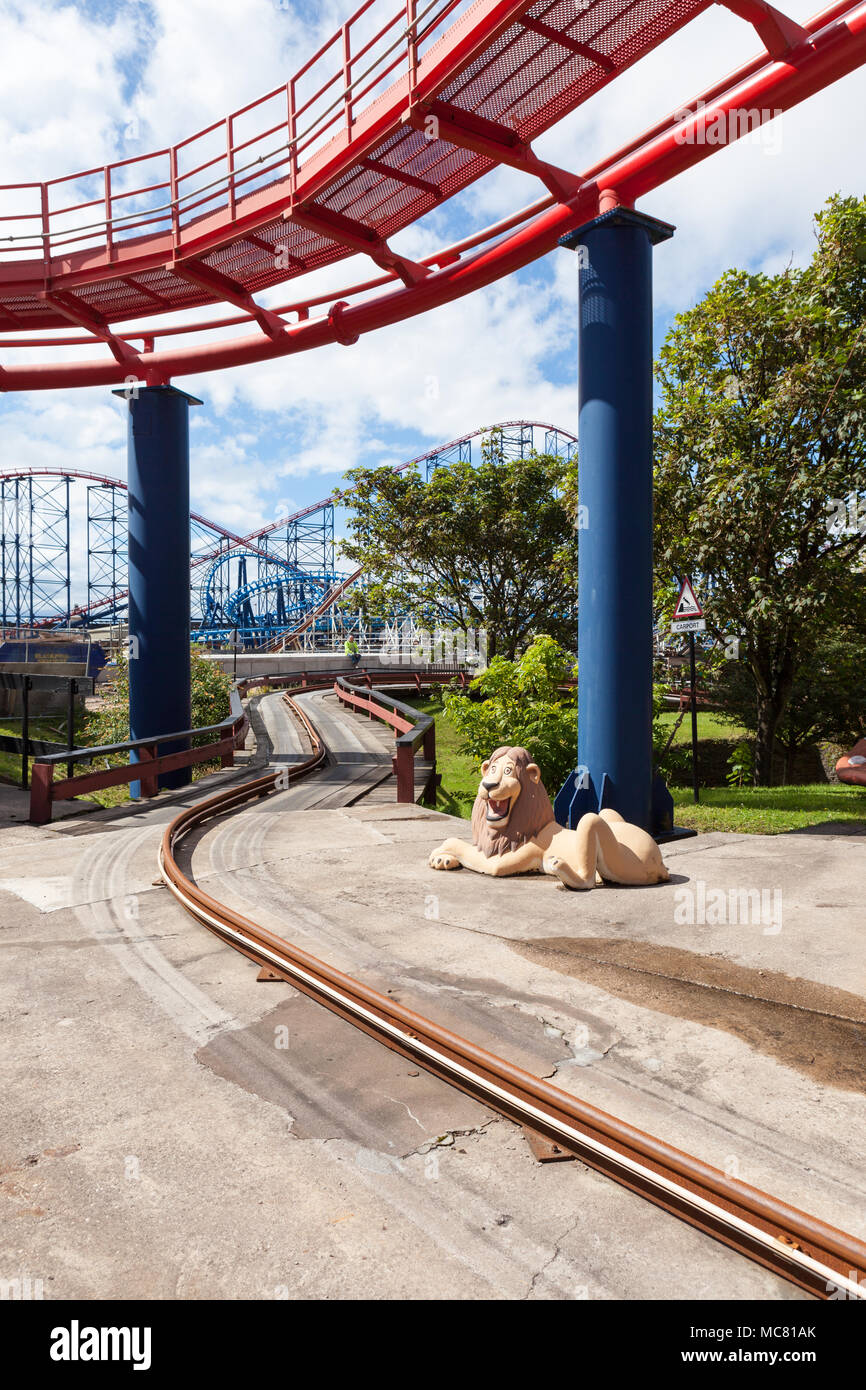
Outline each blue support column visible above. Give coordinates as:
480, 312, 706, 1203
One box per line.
554, 208, 674, 833
114, 384, 201, 793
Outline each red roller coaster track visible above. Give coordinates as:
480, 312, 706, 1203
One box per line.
1, 418, 573, 625
1, 0, 864, 391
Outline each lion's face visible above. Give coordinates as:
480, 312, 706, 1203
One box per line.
478, 751, 541, 831
471, 746, 555, 858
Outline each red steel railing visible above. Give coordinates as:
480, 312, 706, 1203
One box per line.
0, 0, 465, 264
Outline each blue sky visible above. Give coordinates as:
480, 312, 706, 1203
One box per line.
0, 0, 864, 600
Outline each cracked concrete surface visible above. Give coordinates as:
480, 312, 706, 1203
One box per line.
1, 690, 863, 1299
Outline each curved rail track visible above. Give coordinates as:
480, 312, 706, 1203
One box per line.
158, 682, 866, 1300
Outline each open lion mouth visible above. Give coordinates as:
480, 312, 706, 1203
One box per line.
486, 796, 511, 822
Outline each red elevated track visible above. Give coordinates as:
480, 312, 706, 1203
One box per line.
1, 0, 864, 391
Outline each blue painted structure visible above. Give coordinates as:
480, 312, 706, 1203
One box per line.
117, 385, 200, 793
3, 422, 576, 645
555, 208, 675, 834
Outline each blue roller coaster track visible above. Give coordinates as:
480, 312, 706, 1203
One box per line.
0, 421, 576, 648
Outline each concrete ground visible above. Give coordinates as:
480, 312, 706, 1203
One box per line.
1, 689, 864, 1301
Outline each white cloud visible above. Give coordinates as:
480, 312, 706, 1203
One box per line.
0, 392, 126, 475
0, 2, 139, 184
0, 0, 863, 611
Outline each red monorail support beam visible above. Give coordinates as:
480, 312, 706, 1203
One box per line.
288, 204, 430, 285
357, 156, 440, 197
520, 17, 616, 69
0, 305, 27, 329
121, 276, 171, 308
717, 0, 810, 56
407, 102, 582, 203
168, 260, 289, 340
243, 232, 305, 270
39, 292, 142, 368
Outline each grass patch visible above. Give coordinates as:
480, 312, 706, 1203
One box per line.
657, 709, 750, 743
671, 784, 865, 835
0, 717, 78, 787
407, 696, 865, 835
404, 693, 478, 819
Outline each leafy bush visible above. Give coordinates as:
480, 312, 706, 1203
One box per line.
189, 652, 232, 739
443, 635, 691, 797
726, 741, 755, 788
86, 651, 232, 750
442, 634, 578, 792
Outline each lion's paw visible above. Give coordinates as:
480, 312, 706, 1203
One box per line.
429, 850, 461, 871
543, 855, 592, 891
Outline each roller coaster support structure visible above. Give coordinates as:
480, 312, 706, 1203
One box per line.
555, 208, 675, 836
117, 385, 199, 794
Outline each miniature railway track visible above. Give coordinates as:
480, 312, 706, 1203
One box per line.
159, 690, 866, 1301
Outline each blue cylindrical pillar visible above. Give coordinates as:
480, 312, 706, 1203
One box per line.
555, 208, 674, 832
114, 384, 201, 793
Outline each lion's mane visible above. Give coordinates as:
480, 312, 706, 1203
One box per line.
471, 746, 555, 858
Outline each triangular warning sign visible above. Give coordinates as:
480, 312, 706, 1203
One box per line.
673, 577, 703, 620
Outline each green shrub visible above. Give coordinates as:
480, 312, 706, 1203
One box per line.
85, 651, 232, 750
443, 636, 691, 796
189, 652, 232, 740
726, 741, 755, 788
442, 635, 578, 792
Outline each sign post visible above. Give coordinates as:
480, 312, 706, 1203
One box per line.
671, 578, 704, 804
67, 678, 77, 780
688, 632, 699, 804
20, 675, 31, 791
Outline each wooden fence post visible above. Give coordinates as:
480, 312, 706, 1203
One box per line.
395, 742, 415, 802
29, 762, 55, 825
138, 743, 159, 798
423, 724, 435, 763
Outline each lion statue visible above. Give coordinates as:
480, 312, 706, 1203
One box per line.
428, 745, 669, 890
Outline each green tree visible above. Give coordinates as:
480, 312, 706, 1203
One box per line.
654, 193, 866, 784
86, 650, 231, 749
442, 634, 577, 792
337, 431, 579, 659
713, 620, 866, 780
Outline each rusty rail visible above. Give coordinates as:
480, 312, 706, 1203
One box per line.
157, 691, 866, 1301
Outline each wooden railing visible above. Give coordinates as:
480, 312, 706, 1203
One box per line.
335, 675, 438, 803
29, 665, 462, 823
29, 686, 248, 826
